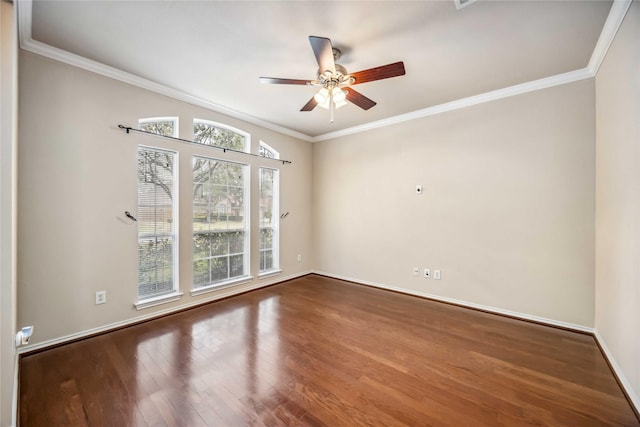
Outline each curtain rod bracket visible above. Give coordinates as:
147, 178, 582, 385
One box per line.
118, 124, 132, 134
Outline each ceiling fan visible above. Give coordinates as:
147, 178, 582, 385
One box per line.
259, 36, 406, 122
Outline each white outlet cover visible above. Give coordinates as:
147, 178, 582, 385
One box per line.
96, 290, 106, 304
434, 270, 441, 280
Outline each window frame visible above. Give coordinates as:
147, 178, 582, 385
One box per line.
138, 116, 179, 137
193, 118, 251, 153
191, 155, 252, 295
135, 145, 182, 309
259, 140, 280, 159
259, 166, 280, 276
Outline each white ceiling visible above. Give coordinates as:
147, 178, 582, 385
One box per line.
24, 0, 613, 139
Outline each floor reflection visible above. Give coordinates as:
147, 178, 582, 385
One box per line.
122, 294, 283, 423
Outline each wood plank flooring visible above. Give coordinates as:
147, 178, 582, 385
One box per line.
20, 275, 639, 426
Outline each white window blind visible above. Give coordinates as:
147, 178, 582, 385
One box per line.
137, 147, 178, 300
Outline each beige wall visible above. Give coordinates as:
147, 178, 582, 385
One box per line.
17, 51, 313, 346
314, 79, 596, 327
595, 0, 640, 408
12, 2, 640, 415
13, 3, 640, 419
1, 1, 18, 425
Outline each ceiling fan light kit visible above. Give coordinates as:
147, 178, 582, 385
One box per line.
314, 87, 347, 108
260, 36, 406, 123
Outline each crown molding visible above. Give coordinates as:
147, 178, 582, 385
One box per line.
588, 0, 632, 74
16, 0, 313, 142
17, 0, 631, 143
312, 0, 631, 142
311, 68, 595, 142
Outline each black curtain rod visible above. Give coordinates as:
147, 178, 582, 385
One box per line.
117, 125, 292, 165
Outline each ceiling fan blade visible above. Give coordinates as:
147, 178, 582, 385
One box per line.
259, 77, 311, 85
300, 97, 318, 111
309, 36, 335, 75
349, 62, 406, 85
346, 88, 376, 110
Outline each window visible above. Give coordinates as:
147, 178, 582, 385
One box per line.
137, 147, 178, 301
259, 167, 279, 273
139, 117, 178, 137
259, 141, 279, 159
193, 156, 249, 289
135, 116, 284, 303
193, 119, 249, 152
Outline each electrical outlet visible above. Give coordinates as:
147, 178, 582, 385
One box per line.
96, 290, 106, 305
15, 326, 34, 346
434, 270, 441, 280
424, 268, 430, 278
413, 267, 420, 276
297, 254, 302, 262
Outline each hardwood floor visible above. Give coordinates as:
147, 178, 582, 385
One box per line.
20, 275, 639, 426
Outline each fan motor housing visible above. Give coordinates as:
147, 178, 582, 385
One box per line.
317, 64, 350, 83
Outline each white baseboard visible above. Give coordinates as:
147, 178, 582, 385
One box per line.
17, 270, 312, 355
13, 270, 639, 420
312, 270, 594, 333
593, 329, 640, 414
313, 271, 640, 416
